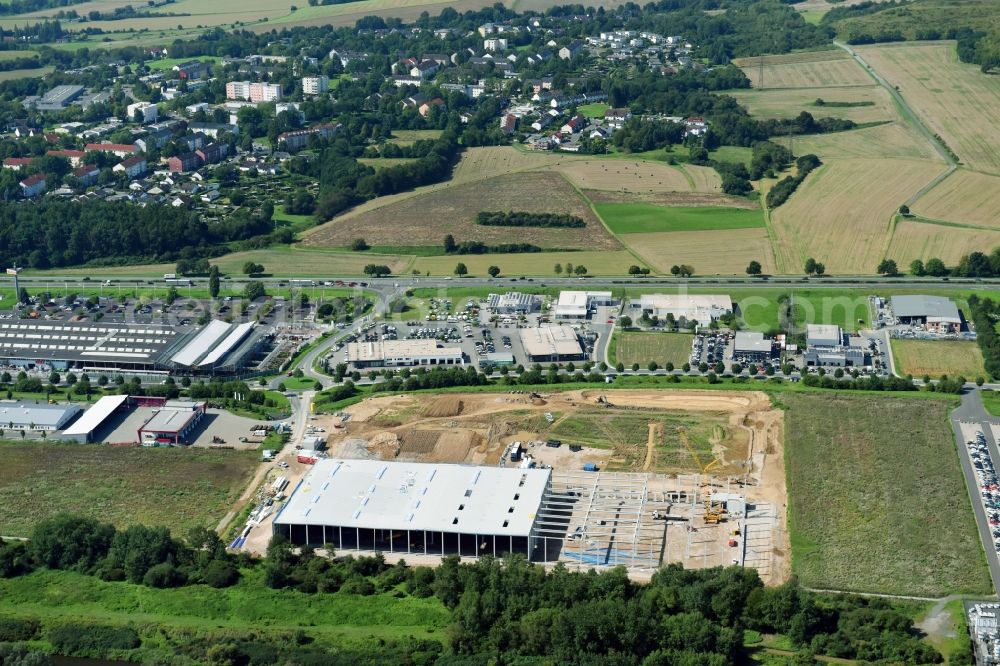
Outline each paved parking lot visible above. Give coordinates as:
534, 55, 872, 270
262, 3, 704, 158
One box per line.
97, 406, 267, 447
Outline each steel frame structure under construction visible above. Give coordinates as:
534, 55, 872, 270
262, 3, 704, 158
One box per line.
532, 470, 701, 569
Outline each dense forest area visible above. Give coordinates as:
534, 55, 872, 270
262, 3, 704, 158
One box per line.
0, 200, 273, 269
0, 517, 946, 665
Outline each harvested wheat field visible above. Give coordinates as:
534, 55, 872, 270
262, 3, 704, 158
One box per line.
303, 171, 621, 250
735, 49, 873, 89
778, 121, 943, 162
622, 227, 777, 276
728, 85, 896, 125
910, 169, 1000, 229
556, 160, 721, 194
770, 159, 945, 273
856, 41, 1000, 173
886, 218, 1000, 266
585, 188, 758, 209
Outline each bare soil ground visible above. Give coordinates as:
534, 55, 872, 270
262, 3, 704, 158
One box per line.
311, 388, 788, 583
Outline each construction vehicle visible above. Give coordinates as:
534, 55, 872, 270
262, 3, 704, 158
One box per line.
703, 498, 728, 525
678, 427, 719, 475
596, 394, 613, 408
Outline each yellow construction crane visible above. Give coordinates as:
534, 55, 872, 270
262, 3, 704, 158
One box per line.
677, 426, 719, 475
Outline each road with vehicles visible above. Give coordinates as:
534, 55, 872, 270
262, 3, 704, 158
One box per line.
951, 391, 1000, 598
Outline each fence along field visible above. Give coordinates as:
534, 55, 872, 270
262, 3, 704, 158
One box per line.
855, 41, 1000, 174
784, 393, 992, 597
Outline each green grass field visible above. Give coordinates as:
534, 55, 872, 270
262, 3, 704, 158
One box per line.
578, 102, 609, 119
146, 56, 219, 71
0, 442, 258, 537
0, 568, 448, 644
891, 339, 986, 379
783, 393, 990, 596
612, 331, 693, 367
596, 204, 765, 234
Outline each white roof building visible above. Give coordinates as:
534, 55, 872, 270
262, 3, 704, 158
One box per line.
519, 324, 585, 361
554, 291, 614, 319
273, 459, 551, 558
0, 401, 82, 431
806, 324, 843, 348
345, 339, 463, 368
635, 294, 732, 327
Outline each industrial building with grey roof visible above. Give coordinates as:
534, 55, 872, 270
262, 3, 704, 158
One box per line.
0, 319, 264, 375
890, 295, 962, 332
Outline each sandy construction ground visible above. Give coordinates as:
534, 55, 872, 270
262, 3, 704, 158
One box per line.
307, 388, 790, 583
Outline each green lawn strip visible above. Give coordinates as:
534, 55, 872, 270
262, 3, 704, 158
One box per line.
781, 393, 991, 596
0, 569, 448, 643
596, 203, 765, 234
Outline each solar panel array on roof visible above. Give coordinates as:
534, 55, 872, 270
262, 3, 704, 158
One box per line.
0, 321, 177, 363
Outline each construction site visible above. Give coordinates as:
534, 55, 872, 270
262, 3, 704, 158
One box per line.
251, 389, 788, 584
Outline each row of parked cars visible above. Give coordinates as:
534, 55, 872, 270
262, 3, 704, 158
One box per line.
968, 431, 1000, 553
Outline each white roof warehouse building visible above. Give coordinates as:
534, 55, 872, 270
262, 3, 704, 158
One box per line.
635, 294, 732, 327
0, 319, 263, 375
345, 339, 464, 369
519, 324, 585, 362
554, 291, 614, 319
890, 295, 961, 332
0, 402, 82, 431
273, 459, 551, 560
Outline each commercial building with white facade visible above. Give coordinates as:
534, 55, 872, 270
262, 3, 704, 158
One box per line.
273, 459, 551, 560
890, 295, 962, 333
486, 292, 541, 314
519, 324, 585, 362
0, 402, 82, 431
345, 339, 464, 369
803, 324, 865, 367
634, 294, 732, 327
553, 291, 615, 319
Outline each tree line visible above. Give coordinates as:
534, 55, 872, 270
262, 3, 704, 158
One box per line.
968, 295, 1000, 379
475, 211, 586, 228
0, 519, 945, 664
0, 199, 272, 269
767, 154, 822, 208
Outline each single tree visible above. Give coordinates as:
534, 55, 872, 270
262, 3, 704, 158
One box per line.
909, 259, 925, 276
443, 234, 457, 253
898, 204, 910, 216
454, 262, 468, 277
746, 260, 762, 276
554, 263, 563, 275
877, 259, 898, 276
804, 257, 817, 274
487, 265, 501, 278
618, 315, 632, 328
208, 265, 220, 298
350, 238, 369, 251
573, 265, 588, 276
